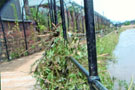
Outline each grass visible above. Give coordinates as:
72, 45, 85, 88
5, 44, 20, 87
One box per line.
96, 30, 121, 89
97, 29, 121, 56
32, 28, 127, 90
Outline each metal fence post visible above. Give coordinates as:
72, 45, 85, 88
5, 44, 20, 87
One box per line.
66, 8, 70, 30
48, 0, 51, 30
65, 4, 69, 30
48, 11, 50, 30
50, 0, 54, 24
84, 0, 99, 89
0, 15, 10, 61
22, 5, 28, 51
60, 0, 68, 41
22, 18, 28, 51
54, 0, 58, 25
82, 16, 85, 33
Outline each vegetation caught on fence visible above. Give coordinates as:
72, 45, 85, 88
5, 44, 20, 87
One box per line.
2, 0, 135, 90
31, 26, 122, 89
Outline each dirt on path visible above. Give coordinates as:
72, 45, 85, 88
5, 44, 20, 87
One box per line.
0, 51, 44, 90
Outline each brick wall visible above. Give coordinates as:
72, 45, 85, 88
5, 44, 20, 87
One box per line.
0, 21, 44, 61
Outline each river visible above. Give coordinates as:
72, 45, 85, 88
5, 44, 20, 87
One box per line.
108, 29, 135, 88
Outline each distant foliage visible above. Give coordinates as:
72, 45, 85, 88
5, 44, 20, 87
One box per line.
30, 8, 48, 32
124, 21, 130, 25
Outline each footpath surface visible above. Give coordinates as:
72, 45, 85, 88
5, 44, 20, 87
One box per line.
0, 51, 44, 90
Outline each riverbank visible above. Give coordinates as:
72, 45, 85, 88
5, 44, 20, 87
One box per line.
96, 28, 124, 89
108, 28, 135, 90
98, 25, 135, 90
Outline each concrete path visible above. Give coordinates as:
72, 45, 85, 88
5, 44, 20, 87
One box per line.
0, 51, 44, 90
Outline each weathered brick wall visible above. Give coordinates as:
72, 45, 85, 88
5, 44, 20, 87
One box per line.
0, 21, 44, 61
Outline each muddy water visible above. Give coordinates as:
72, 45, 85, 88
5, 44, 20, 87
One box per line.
108, 29, 135, 82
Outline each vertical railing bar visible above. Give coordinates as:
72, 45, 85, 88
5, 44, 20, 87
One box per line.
54, 0, 58, 25
60, 0, 68, 41
50, 0, 54, 24
22, 1, 28, 51
65, 4, 69, 30
48, 0, 52, 30
69, 1, 76, 32
84, 0, 98, 76
81, 2, 85, 33
81, 15, 85, 33
48, 6, 50, 30
52, 0, 54, 23
84, 0, 99, 89
0, 15, 10, 61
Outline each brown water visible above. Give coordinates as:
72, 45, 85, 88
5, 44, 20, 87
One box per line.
108, 29, 135, 83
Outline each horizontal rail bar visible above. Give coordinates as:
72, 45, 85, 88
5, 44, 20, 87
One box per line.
68, 56, 89, 77
68, 56, 108, 90
92, 80, 108, 90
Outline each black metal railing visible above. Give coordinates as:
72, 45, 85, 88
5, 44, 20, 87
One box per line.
60, 0, 108, 89
1, 0, 110, 89
0, 14, 10, 61
67, 57, 108, 90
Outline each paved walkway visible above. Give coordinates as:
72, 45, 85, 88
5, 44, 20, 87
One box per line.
0, 51, 44, 90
